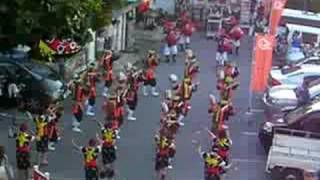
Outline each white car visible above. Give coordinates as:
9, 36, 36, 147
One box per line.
286, 56, 320, 67
268, 64, 320, 89
264, 78, 320, 111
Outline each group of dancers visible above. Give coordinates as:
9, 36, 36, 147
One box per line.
154, 48, 200, 179
197, 60, 240, 180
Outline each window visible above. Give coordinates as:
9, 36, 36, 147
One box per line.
307, 59, 320, 65
281, 66, 301, 74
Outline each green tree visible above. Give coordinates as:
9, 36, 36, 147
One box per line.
0, 0, 124, 52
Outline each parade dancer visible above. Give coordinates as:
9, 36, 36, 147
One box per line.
87, 62, 99, 89
16, 123, 35, 180
34, 115, 49, 165
86, 85, 97, 116
229, 23, 244, 55
164, 30, 178, 63
125, 64, 143, 121
217, 65, 239, 102
73, 139, 101, 180
114, 72, 127, 125
197, 143, 227, 180
210, 99, 233, 133
155, 135, 175, 179
162, 108, 180, 136
216, 127, 232, 168
155, 134, 176, 170
143, 51, 159, 97
96, 122, 117, 179
101, 50, 114, 96
72, 101, 84, 132
103, 94, 119, 137
184, 53, 200, 85
47, 103, 63, 151
68, 74, 86, 103
182, 19, 194, 49
167, 95, 185, 126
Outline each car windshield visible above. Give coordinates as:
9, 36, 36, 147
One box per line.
281, 66, 301, 75
284, 103, 313, 124
23, 62, 60, 81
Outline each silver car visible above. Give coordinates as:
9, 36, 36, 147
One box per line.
264, 79, 320, 111
268, 64, 320, 89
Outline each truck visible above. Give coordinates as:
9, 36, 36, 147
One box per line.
266, 128, 320, 180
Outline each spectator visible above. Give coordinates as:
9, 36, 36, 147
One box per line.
0, 146, 13, 180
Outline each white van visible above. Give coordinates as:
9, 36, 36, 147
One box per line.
282, 9, 320, 45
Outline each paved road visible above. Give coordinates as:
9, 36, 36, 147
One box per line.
0, 32, 271, 180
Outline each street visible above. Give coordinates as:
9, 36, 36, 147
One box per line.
0, 32, 270, 180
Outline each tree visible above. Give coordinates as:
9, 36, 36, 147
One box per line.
0, 0, 125, 52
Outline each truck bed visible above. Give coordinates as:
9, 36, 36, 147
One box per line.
266, 128, 320, 173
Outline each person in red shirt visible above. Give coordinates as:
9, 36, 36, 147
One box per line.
68, 74, 86, 103
47, 104, 63, 151
143, 50, 159, 96
72, 101, 84, 132
86, 86, 97, 116
164, 30, 178, 63
77, 139, 101, 180
101, 50, 114, 96
86, 62, 99, 88
125, 64, 143, 121
15, 123, 35, 180
229, 24, 244, 55
182, 20, 194, 49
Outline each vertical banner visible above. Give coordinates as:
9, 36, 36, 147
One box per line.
251, 34, 275, 92
269, 0, 287, 35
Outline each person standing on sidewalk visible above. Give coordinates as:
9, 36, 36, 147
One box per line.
15, 123, 35, 180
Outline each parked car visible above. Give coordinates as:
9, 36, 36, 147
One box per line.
268, 64, 320, 89
0, 57, 66, 112
276, 56, 320, 68
263, 78, 320, 112
259, 98, 320, 152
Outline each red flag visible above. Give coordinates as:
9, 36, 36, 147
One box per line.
269, 0, 287, 35
251, 34, 275, 92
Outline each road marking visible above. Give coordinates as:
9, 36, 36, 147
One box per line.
241, 131, 258, 136
232, 158, 266, 164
